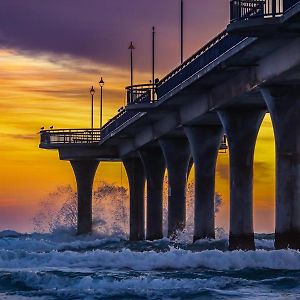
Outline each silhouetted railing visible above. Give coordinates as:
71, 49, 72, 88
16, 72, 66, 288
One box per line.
126, 83, 156, 104
97, 84, 156, 141
230, 0, 299, 22
100, 109, 140, 140
156, 31, 245, 98
230, 0, 266, 20
40, 129, 101, 146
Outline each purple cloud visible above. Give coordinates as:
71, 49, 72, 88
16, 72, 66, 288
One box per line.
0, 0, 229, 73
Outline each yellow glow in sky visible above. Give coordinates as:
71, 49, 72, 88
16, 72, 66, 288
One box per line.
0, 50, 276, 233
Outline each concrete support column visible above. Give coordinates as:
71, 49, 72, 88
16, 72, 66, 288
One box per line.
185, 125, 224, 242
123, 157, 146, 241
70, 160, 99, 235
139, 147, 165, 240
261, 86, 300, 250
218, 108, 266, 250
159, 138, 190, 238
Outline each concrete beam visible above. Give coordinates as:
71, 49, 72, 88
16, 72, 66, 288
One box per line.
180, 94, 210, 124
257, 38, 300, 84
118, 112, 181, 157
59, 146, 118, 161
119, 139, 136, 157
152, 112, 181, 137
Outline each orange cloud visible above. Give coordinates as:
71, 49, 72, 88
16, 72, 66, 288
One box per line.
0, 50, 277, 233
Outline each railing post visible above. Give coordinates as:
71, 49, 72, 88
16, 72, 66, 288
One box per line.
272, 0, 277, 16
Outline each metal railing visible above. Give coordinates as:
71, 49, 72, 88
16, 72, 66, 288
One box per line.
95, 83, 156, 141
126, 83, 156, 104
156, 30, 245, 99
230, 0, 299, 22
100, 109, 140, 140
39, 129, 101, 146
230, 0, 266, 21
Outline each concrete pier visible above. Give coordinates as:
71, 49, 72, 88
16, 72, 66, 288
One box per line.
39, 2, 300, 250
70, 160, 99, 235
123, 157, 146, 241
218, 109, 266, 250
185, 125, 224, 242
139, 147, 165, 240
262, 86, 300, 250
159, 138, 190, 238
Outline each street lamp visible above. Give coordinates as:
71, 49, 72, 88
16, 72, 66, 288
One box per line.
152, 26, 155, 101
128, 41, 135, 103
180, 0, 184, 64
90, 86, 95, 130
99, 77, 104, 128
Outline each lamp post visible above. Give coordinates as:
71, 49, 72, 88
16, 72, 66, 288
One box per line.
152, 26, 155, 101
99, 77, 104, 128
180, 0, 184, 64
90, 86, 95, 130
128, 41, 135, 103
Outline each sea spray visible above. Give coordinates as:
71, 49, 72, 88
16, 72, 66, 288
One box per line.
162, 179, 223, 241
33, 183, 129, 236
33, 181, 223, 240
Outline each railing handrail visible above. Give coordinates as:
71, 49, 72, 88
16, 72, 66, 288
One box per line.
125, 83, 154, 90
229, 0, 300, 22
40, 128, 101, 133
158, 30, 228, 87
40, 128, 101, 146
126, 82, 157, 104
101, 110, 125, 132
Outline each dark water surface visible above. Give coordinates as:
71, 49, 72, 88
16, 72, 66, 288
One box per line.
0, 231, 299, 299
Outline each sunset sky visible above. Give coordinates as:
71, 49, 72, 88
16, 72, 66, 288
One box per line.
0, 0, 275, 233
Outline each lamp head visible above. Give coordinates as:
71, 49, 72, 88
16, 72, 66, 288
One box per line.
99, 77, 104, 87
128, 41, 135, 50
90, 86, 95, 96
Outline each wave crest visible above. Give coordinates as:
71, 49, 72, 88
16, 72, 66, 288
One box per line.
0, 247, 299, 271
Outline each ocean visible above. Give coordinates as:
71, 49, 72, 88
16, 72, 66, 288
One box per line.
0, 230, 299, 299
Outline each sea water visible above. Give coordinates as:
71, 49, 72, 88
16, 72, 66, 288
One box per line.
0, 230, 299, 299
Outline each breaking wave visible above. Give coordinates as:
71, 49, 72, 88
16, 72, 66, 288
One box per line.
0, 246, 300, 271
1, 184, 298, 299
0, 231, 299, 299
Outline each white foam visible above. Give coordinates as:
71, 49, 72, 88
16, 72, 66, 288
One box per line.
0, 270, 245, 298
0, 231, 124, 252
255, 239, 274, 249
0, 247, 299, 271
